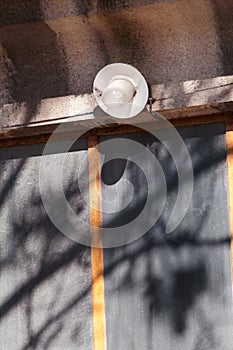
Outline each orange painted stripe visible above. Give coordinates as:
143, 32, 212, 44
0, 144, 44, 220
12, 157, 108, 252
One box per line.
88, 134, 106, 350
226, 125, 233, 293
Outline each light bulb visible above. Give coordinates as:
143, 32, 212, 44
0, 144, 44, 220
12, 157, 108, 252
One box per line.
102, 79, 135, 109
93, 63, 149, 118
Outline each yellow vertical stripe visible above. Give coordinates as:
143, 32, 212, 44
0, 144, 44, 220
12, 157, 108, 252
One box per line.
226, 125, 233, 294
88, 134, 105, 350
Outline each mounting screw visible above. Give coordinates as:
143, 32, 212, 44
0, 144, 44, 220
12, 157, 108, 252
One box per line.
147, 97, 156, 105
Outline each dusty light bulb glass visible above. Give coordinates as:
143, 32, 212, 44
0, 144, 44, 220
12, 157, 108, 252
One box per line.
102, 79, 135, 109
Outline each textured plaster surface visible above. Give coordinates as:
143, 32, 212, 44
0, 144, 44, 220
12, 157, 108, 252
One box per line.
0, 141, 93, 350
0, 0, 170, 25
1, 75, 233, 129
0, 0, 232, 127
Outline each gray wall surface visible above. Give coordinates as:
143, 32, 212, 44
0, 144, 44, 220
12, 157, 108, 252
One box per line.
0, 139, 93, 350
0, 121, 233, 349
101, 123, 233, 349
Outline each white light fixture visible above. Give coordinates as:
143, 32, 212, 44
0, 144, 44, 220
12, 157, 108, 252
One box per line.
93, 63, 149, 119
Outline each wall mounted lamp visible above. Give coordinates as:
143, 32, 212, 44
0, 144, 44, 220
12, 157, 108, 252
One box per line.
93, 63, 149, 119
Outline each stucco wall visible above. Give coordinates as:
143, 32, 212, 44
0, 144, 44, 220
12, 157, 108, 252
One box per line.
0, 0, 233, 127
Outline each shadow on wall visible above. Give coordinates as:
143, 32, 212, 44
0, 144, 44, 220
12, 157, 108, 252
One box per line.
101, 126, 231, 349
212, 0, 233, 76
0, 0, 171, 25
0, 125, 231, 349
0, 20, 69, 124
0, 142, 93, 350
0, 0, 147, 124
154, 78, 233, 113
1, 0, 233, 124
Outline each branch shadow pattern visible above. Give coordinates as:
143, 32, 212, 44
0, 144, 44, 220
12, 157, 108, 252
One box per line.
0, 124, 232, 349
0, 140, 93, 350
101, 123, 232, 349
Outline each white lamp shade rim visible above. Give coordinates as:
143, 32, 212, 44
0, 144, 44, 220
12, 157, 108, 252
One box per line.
93, 63, 148, 119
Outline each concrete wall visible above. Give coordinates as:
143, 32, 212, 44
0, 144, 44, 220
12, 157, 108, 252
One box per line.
102, 124, 233, 350
0, 0, 233, 128
0, 140, 93, 350
1, 122, 232, 349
